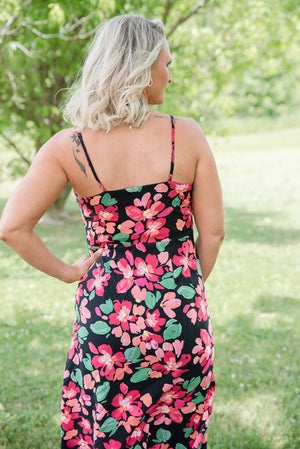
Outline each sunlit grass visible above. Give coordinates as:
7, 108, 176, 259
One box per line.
0, 127, 299, 448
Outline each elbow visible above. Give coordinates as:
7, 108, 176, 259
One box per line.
218, 228, 226, 242
0, 223, 18, 245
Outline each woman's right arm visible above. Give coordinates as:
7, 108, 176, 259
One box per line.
189, 120, 225, 282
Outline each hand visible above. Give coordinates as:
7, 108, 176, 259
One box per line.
65, 248, 103, 283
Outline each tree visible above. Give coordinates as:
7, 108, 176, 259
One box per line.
0, 0, 210, 212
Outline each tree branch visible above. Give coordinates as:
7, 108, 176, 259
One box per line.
20, 14, 97, 41
166, 0, 210, 38
1, 133, 32, 167
5, 70, 26, 104
162, 0, 176, 25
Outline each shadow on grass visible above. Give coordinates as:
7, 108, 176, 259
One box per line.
224, 206, 300, 245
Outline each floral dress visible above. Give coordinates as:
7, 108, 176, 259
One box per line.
61, 116, 215, 449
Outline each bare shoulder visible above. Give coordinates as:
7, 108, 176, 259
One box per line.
39, 127, 78, 156
173, 116, 210, 157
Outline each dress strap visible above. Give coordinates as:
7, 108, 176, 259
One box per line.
77, 132, 104, 189
168, 115, 175, 181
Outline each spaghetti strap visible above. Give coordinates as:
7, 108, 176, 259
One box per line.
168, 115, 175, 181
77, 132, 104, 189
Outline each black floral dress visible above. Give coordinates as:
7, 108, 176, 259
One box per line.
61, 116, 215, 449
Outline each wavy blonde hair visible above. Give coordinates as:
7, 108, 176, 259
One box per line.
63, 14, 165, 132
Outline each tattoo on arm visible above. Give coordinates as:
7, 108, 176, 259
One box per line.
71, 133, 87, 178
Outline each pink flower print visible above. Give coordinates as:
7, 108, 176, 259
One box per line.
200, 370, 213, 390
168, 182, 191, 199
67, 323, 80, 360
192, 329, 214, 373
79, 298, 91, 324
109, 300, 137, 331
111, 383, 143, 421
65, 434, 93, 448
126, 421, 148, 447
148, 402, 183, 425
195, 294, 208, 322
173, 241, 197, 277
161, 292, 181, 318
131, 285, 147, 303
79, 418, 92, 435
62, 381, 80, 401
118, 219, 135, 235
115, 251, 135, 293
61, 406, 79, 431
94, 204, 119, 227
141, 218, 170, 243
134, 254, 164, 290
160, 384, 189, 406
103, 440, 122, 449
86, 267, 111, 296
145, 309, 166, 332
151, 351, 191, 378
204, 388, 215, 415
90, 344, 125, 380
126, 199, 164, 222
155, 183, 169, 193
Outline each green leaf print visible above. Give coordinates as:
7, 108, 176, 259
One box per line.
83, 353, 93, 371
90, 321, 111, 335
89, 290, 95, 301
145, 291, 156, 309
155, 428, 172, 442
160, 277, 176, 289
77, 326, 89, 344
172, 196, 181, 207
71, 368, 83, 388
96, 382, 110, 402
163, 322, 182, 340
104, 260, 111, 273
100, 298, 114, 314
186, 376, 201, 392
101, 193, 117, 206
124, 346, 141, 363
177, 285, 195, 299
183, 428, 193, 438
156, 240, 169, 252
173, 266, 183, 278
126, 186, 143, 192
98, 417, 118, 436
112, 233, 130, 242
130, 368, 150, 383
193, 391, 205, 404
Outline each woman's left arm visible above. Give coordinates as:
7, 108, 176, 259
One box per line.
0, 136, 101, 283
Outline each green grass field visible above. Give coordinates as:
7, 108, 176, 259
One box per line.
0, 127, 299, 449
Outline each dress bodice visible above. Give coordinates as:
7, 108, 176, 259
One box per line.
75, 180, 193, 252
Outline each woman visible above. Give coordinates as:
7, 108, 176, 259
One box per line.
0, 14, 224, 449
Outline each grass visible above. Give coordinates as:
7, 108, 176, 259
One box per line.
0, 127, 299, 448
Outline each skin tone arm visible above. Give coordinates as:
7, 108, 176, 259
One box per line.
0, 138, 102, 283
190, 121, 225, 282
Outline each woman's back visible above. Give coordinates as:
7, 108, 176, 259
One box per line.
60, 112, 198, 199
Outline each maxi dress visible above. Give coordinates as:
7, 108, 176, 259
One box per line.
61, 116, 215, 449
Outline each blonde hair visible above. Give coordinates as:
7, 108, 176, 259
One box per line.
63, 14, 165, 132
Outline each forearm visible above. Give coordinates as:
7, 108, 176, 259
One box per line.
1, 229, 75, 283
195, 233, 224, 282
